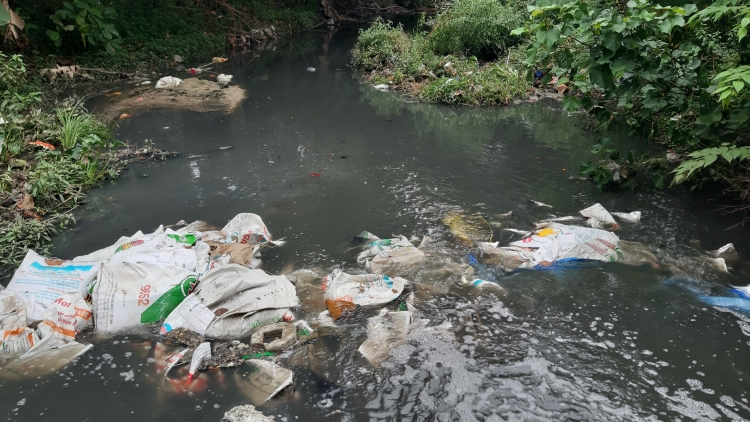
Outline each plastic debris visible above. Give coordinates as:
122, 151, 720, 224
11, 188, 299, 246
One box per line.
6, 250, 99, 323
93, 262, 198, 333
442, 211, 493, 242
39, 292, 92, 342
612, 211, 641, 223
141, 80, 152, 85
162, 265, 297, 339
306, 67, 316, 72
187, 342, 211, 382
188, 67, 203, 74
217, 74, 233, 87
373, 84, 390, 92
530, 200, 553, 208
212, 57, 228, 63
358, 309, 411, 365
322, 269, 409, 307
494, 211, 513, 218
325, 299, 356, 321
235, 359, 293, 405
579, 203, 617, 227
355, 232, 426, 276
155, 76, 183, 89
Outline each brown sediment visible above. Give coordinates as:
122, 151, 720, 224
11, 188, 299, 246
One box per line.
102, 77, 246, 119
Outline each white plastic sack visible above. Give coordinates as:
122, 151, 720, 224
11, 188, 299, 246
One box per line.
612, 211, 641, 223
38, 292, 92, 342
322, 269, 408, 307
0, 290, 28, 329
161, 265, 297, 339
1, 335, 92, 379
7, 250, 100, 323
155, 76, 183, 88
0, 327, 39, 360
72, 231, 145, 263
106, 227, 199, 271
358, 309, 411, 365
93, 262, 198, 333
579, 203, 617, 226
506, 224, 622, 267
220, 213, 282, 246
356, 234, 425, 276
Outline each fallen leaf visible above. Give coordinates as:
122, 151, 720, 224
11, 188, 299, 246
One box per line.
209, 74, 216, 78
556, 84, 568, 94
119, 113, 132, 119
16, 193, 34, 211
105, 91, 122, 97
212, 57, 228, 63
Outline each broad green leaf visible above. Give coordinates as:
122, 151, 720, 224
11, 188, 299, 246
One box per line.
740, 27, 747, 41
703, 154, 717, 167
603, 31, 621, 51
562, 95, 581, 112
0, 3, 10, 25
510, 27, 526, 35
733, 80, 745, 93
47, 30, 60, 41
588, 64, 614, 90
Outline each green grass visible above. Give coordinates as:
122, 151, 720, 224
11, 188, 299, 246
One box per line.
420, 63, 527, 105
427, 0, 527, 59
352, 16, 531, 106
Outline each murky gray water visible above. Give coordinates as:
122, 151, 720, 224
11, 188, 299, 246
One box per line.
3, 27, 750, 421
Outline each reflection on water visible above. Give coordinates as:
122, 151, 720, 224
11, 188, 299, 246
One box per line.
2, 27, 750, 422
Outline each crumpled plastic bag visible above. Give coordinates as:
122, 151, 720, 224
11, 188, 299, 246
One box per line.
358, 309, 411, 365
155, 76, 183, 88
322, 269, 409, 307
356, 232, 425, 276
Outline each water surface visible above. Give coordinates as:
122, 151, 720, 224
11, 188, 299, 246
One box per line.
2, 27, 750, 422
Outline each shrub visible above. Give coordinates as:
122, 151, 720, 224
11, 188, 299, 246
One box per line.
352, 19, 410, 71
428, 0, 526, 59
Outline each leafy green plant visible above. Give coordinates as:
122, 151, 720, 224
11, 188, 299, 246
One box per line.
0, 215, 72, 268
672, 144, 750, 185
47, 0, 122, 53
688, 0, 750, 41
428, 0, 526, 58
713, 66, 750, 108
580, 138, 669, 189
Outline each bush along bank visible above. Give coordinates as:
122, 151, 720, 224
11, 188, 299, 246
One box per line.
5, 0, 321, 75
351, 0, 536, 106
513, 0, 750, 197
0, 53, 176, 271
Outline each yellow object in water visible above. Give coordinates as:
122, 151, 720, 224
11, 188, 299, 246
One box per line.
442, 211, 493, 242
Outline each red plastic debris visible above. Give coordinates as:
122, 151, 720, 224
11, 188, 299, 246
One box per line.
310, 172, 321, 177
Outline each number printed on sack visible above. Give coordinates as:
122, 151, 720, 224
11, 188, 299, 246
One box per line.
138, 285, 151, 306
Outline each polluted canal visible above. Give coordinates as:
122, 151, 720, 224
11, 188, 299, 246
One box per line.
3, 28, 750, 422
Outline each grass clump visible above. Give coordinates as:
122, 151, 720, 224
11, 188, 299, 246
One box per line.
421, 63, 527, 105
352, 14, 531, 106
